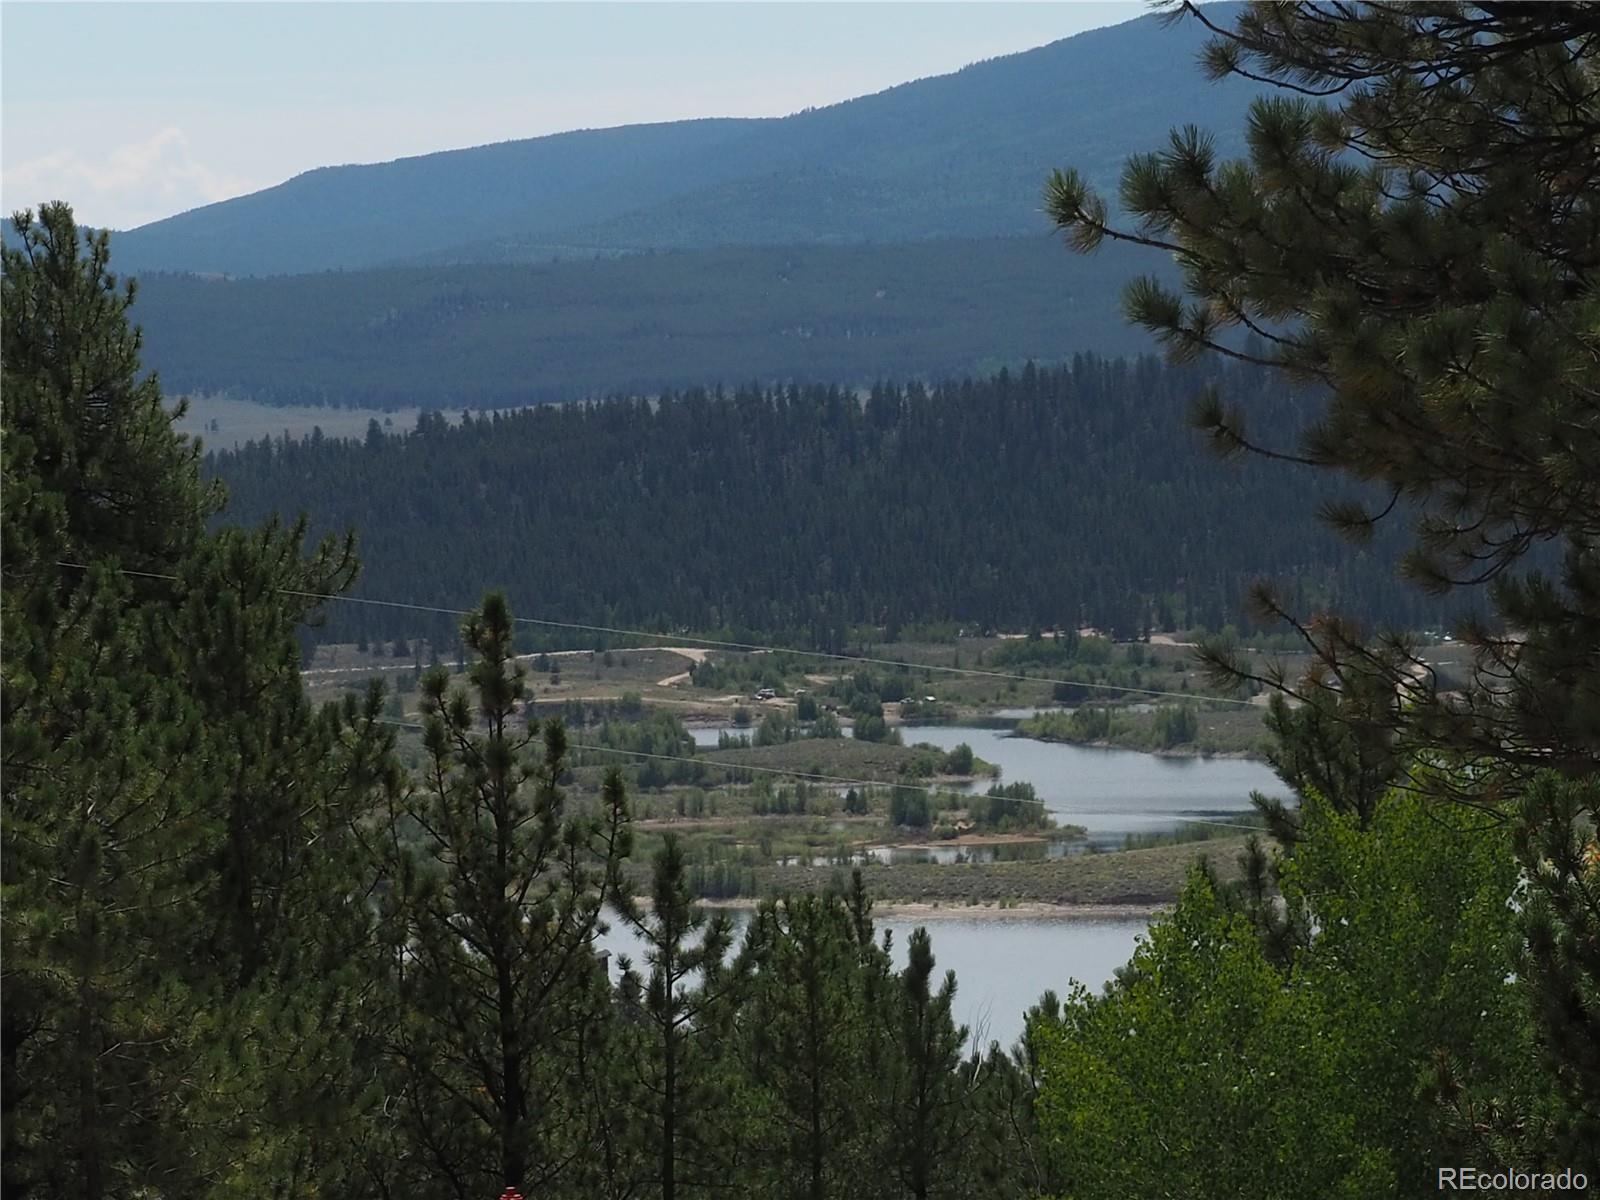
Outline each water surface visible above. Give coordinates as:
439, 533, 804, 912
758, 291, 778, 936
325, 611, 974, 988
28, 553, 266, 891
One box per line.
597, 912, 1147, 1049
905, 724, 1281, 843
686, 721, 1281, 842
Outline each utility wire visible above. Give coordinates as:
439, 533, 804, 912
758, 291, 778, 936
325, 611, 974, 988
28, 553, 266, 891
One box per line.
47, 559, 1273, 835
57, 560, 1259, 708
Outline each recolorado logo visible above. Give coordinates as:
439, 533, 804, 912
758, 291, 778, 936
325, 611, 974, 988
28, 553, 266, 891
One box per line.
1439, 1167, 1588, 1192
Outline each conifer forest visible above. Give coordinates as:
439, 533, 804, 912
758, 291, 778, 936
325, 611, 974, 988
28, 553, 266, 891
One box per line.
4, 3, 1599, 1198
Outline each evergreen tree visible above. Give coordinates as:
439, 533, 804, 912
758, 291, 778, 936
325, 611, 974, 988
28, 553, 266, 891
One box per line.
368, 592, 631, 1197
1045, 1, 1600, 786
876, 929, 986, 1199
3, 202, 399, 1196
1512, 773, 1600, 1173
211, 356, 1446, 651
1, 562, 213, 1196
2, 205, 219, 585
613, 835, 742, 1200
1047, 6, 1600, 1159
738, 892, 878, 1199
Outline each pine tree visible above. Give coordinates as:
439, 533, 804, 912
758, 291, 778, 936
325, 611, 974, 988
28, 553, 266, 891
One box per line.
1045, 2, 1600, 787
1512, 773, 1600, 1172
3, 201, 400, 1195
613, 835, 742, 1200
738, 891, 876, 1200
876, 929, 987, 1200
1, 561, 213, 1196
1, 205, 220, 586
370, 592, 631, 1198
1046, 8, 1600, 1163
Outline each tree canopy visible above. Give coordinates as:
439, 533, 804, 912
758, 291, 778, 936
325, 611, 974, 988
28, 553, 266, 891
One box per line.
1046, 0, 1600, 786
210, 356, 1453, 651
1046, 0, 1600, 1171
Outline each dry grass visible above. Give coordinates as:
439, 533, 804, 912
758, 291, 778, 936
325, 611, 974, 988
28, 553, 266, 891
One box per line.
742, 837, 1250, 906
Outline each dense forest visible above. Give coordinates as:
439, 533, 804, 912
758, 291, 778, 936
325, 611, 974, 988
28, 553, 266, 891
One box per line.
210, 354, 1454, 650
132, 237, 1168, 406
8, 202, 1597, 1200
8, 2, 1600, 1198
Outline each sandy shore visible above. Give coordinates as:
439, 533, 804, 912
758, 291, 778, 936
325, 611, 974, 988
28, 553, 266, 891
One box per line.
690, 897, 1165, 921
890, 832, 1073, 850
870, 900, 1163, 921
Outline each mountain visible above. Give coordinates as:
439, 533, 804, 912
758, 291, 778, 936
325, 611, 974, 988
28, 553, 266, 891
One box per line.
106, 5, 1255, 277
131, 237, 1176, 407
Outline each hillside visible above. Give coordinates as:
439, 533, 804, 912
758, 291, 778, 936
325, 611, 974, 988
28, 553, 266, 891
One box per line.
133, 236, 1174, 407
207, 356, 1454, 650
105, 5, 1255, 276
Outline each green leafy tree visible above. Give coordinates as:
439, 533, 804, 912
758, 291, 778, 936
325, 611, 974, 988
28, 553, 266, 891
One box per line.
941, 742, 975, 775
809, 710, 843, 740
1150, 702, 1196, 748
1035, 785, 1539, 1197
854, 713, 898, 744
755, 710, 799, 747
889, 786, 931, 829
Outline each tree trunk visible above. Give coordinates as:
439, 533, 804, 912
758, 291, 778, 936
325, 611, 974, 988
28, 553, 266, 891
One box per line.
662, 1024, 676, 1200
499, 956, 525, 1189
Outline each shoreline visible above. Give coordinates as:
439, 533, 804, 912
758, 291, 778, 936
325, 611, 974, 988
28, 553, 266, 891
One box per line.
691, 897, 1165, 922
889, 831, 1082, 850
1006, 731, 1264, 762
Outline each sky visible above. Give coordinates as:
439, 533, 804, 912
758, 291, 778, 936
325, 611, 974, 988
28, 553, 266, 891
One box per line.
2, 2, 1146, 231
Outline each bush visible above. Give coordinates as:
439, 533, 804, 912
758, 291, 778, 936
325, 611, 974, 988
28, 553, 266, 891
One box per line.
808, 711, 843, 739
942, 742, 975, 775
888, 786, 930, 828
853, 714, 894, 743
1152, 703, 1198, 748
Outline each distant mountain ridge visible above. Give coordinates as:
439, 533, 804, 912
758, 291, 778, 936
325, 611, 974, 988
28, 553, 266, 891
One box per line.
131, 236, 1176, 407
106, 5, 1255, 277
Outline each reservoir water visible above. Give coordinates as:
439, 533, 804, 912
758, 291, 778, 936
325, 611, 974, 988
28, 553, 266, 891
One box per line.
690, 721, 1285, 843
666, 722, 1282, 1041
597, 911, 1148, 1050
901, 724, 1282, 843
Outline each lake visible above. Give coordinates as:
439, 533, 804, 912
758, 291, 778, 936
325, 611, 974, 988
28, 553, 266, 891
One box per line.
660, 721, 1281, 1043
597, 910, 1148, 1050
689, 721, 1284, 844
902, 724, 1283, 844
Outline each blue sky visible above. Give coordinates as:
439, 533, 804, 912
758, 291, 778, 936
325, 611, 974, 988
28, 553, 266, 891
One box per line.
2, 2, 1146, 230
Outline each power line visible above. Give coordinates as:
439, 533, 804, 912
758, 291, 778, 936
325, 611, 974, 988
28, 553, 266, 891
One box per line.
47, 558, 1272, 835
57, 560, 1258, 708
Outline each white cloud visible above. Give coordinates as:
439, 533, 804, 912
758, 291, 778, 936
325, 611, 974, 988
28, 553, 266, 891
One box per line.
2, 127, 257, 230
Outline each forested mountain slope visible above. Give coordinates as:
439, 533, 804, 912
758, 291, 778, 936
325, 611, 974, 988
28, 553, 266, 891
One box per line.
105, 5, 1254, 275
209, 356, 1451, 648
135, 237, 1169, 406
